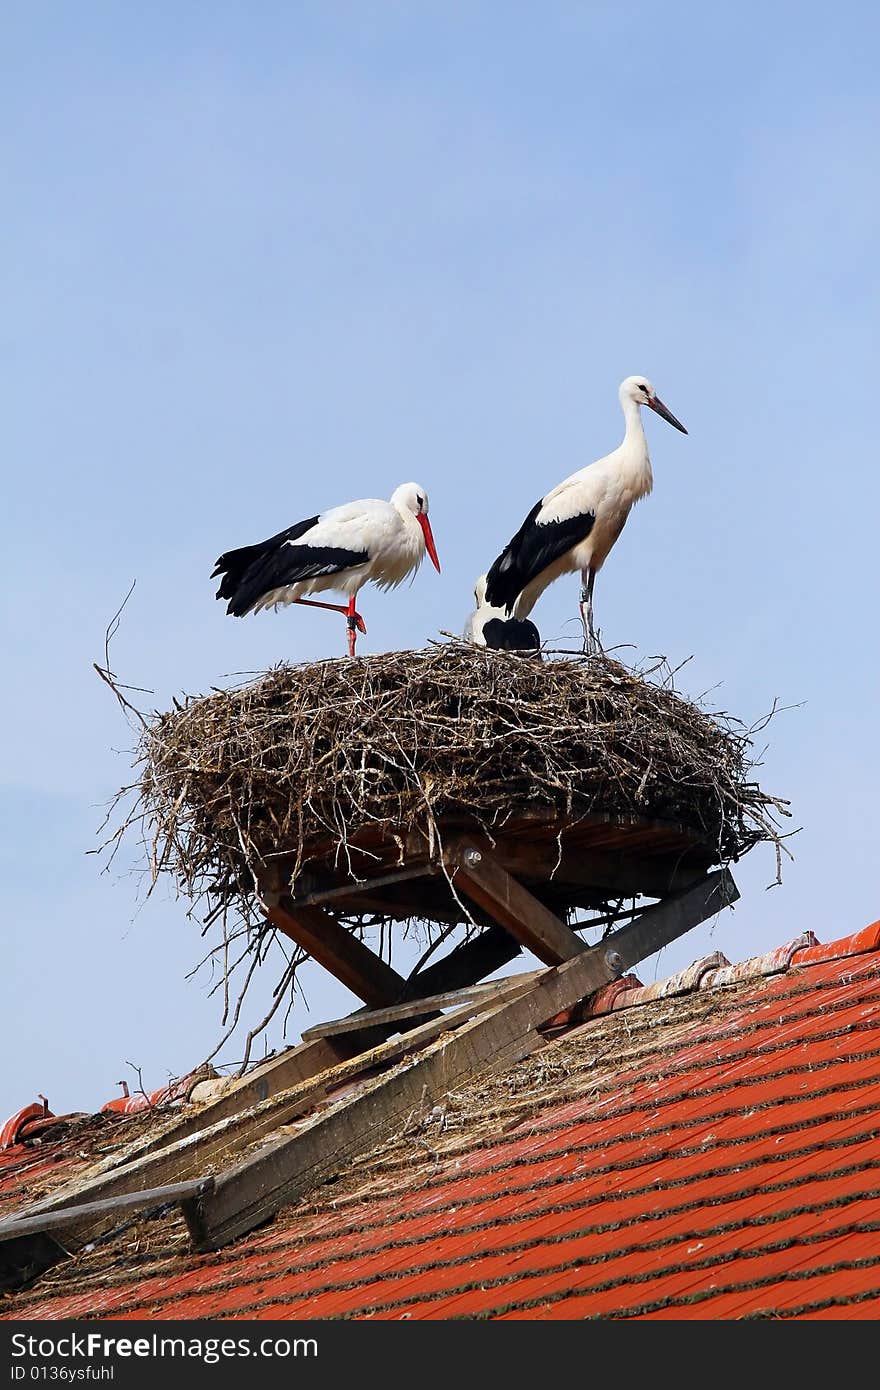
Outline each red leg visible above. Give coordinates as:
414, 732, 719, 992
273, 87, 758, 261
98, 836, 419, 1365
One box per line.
293, 596, 367, 631
290, 595, 366, 657
346, 594, 366, 657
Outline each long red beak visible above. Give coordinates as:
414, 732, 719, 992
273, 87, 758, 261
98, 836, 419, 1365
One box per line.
417, 513, 441, 573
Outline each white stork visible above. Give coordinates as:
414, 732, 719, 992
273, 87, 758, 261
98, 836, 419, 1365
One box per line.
464, 574, 542, 652
484, 376, 687, 652
212, 481, 441, 657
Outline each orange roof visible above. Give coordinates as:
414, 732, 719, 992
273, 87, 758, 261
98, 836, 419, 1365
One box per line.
3, 920, 880, 1321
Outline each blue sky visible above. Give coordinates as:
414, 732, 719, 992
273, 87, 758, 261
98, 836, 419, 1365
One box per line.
2, 2, 879, 1118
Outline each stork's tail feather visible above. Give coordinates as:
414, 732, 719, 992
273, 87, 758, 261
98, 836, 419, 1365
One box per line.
211, 515, 322, 617
212, 544, 266, 612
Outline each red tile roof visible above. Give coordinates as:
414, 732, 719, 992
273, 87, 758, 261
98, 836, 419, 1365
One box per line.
3, 920, 880, 1321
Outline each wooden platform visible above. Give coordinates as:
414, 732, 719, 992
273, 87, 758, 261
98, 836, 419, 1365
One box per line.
263, 806, 717, 927
253, 803, 726, 1021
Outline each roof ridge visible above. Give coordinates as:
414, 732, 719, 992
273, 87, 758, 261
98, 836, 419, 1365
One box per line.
573, 921, 880, 1025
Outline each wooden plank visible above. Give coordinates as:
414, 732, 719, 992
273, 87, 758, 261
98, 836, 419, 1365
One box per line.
402, 923, 523, 996
289, 864, 436, 908
478, 839, 709, 900
0, 972, 537, 1280
0, 913, 525, 1285
0, 1177, 216, 1293
301, 973, 542, 1041
605, 867, 738, 973
111, 1035, 352, 1164
182, 870, 735, 1250
264, 897, 409, 1007
406, 808, 701, 858
445, 840, 587, 965
0, 1178, 214, 1243
63, 1031, 381, 1189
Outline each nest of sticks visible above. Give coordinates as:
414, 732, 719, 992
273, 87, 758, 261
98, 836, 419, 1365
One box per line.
108, 639, 786, 905
100, 642, 791, 1064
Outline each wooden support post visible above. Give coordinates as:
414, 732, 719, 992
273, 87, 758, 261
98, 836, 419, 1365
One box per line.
607, 868, 738, 972
402, 923, 523, 997
445, 839, 587, 965
264, 897, 408, 1008
182, 869, 737, 1250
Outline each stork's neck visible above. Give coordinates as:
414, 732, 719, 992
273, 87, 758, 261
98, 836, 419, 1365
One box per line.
619, 396, 653, 494
621, 395, 648, 449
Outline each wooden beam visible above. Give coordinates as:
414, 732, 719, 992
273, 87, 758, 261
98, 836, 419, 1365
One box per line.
301, 974, 542, 1041
119, 1035, 353, 1161
0, 1178, 214, 1243
0, 1177, 215, 1294
1, 869, 737, 1288
484, 840, 709, 900
445, 840, 587, 965
402, 923, 523, 997
182, 870, 736, 1251
605, 867, 738, 971
0, 973, 536, 1286
264, 897, 408, 1008
288, 864, 436, 908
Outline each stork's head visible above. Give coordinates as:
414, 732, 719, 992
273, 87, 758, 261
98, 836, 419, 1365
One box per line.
620, 376, 688, 434
392, 482, 441, 572
473, 572, 488, 607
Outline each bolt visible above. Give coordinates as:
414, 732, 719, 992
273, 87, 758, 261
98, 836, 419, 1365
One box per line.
604, 949, 624, 976
463, 848, 482, 866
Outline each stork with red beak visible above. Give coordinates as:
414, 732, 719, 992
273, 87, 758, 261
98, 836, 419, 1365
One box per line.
212, 481, 441, 657
484, 376, 687, 652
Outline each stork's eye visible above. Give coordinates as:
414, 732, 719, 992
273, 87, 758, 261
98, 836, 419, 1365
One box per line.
417, 494, 424, 509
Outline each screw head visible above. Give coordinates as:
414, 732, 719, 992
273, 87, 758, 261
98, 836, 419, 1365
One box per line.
604, 949, 624, 976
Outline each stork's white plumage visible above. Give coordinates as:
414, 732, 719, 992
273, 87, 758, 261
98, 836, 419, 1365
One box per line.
484, 376, 687, 651
464, 574, 542, 652
212, 481, 441, 656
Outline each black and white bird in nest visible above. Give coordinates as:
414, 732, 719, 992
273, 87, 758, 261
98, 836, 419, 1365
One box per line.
484, 376, 687, 653
212, 482, 441, 657
464, 574, 541, 653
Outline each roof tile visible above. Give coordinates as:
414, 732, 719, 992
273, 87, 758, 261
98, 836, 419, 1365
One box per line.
4, 918, 880, 1321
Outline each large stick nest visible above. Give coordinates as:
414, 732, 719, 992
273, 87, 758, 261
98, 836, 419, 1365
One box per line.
100, 642, 791, 1068
117, 644, 788, 930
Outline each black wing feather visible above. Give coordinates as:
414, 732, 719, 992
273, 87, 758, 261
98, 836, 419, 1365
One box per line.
484, 499, 595, 612
212, 515, 368, 617
481, 617, 542, 653
212, 516, 319, 593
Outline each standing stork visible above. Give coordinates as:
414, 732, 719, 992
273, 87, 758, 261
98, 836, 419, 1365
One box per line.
484, 376, 687, 652
212, 481, 441, 657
